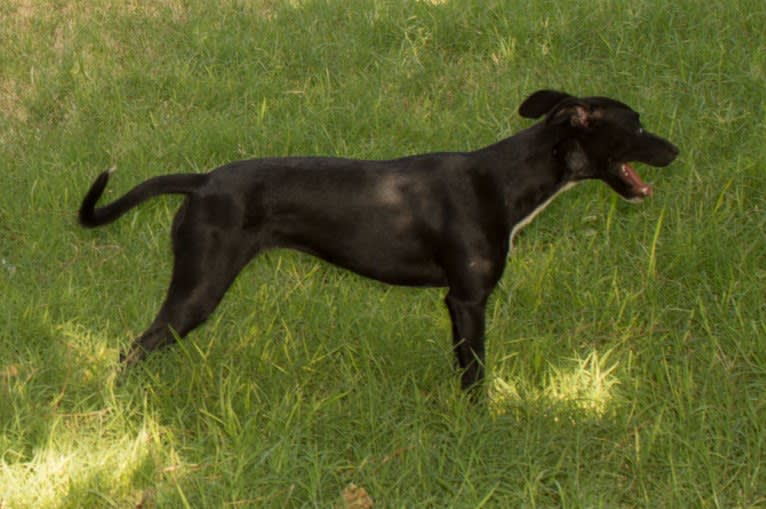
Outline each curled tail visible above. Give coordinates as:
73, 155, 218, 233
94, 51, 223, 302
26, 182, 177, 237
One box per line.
79, 168, 209, 228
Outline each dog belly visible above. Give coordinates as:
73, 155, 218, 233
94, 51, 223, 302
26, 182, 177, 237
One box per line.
292, 237, 448, 287
345, 253, 447, 287
263, 193, 447, 286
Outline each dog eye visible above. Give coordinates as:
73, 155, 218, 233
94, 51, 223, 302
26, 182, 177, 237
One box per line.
637, 127, 644, 134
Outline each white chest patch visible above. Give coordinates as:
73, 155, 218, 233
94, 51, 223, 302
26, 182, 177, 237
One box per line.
509, 182, 579, 247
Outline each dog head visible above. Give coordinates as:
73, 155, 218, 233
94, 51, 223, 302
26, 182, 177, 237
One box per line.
519, 90, 679, 201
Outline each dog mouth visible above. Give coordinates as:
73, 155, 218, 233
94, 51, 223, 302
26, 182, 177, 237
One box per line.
617, 162, 653, 200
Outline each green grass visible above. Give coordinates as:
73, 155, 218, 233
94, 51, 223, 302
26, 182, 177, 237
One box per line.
2, 0, 765, 506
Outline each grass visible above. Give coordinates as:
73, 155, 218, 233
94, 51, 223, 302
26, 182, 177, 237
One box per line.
1, 0, 765, 506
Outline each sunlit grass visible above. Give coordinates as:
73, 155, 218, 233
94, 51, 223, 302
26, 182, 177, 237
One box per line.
1, 420, 158, 507
490, 349, 621, 419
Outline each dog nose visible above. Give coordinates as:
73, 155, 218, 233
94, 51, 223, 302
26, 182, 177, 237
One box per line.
661, 142, 680, 165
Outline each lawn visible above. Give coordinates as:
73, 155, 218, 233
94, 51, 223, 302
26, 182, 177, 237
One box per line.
1, 0, 765, 507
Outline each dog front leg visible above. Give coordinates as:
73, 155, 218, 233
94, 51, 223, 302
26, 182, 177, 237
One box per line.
445, 293, 488, 391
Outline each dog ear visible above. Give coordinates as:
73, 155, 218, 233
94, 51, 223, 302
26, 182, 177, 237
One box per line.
518, 90, 573, 119
545, 99, 592, 128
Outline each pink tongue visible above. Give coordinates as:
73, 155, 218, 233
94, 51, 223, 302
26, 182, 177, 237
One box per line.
622, 163, 653, 197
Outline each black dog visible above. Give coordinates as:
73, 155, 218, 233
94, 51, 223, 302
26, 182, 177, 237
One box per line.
79, 90, 678, 391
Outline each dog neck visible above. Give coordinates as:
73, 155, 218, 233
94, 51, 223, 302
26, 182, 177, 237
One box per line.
485, 124, 582, 246
508, 180, 579, 246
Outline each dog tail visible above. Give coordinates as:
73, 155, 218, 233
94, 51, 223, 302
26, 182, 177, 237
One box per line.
79, 168, 209, 228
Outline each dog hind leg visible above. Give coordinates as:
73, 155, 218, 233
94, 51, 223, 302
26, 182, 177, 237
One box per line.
121, 221, 257, 365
